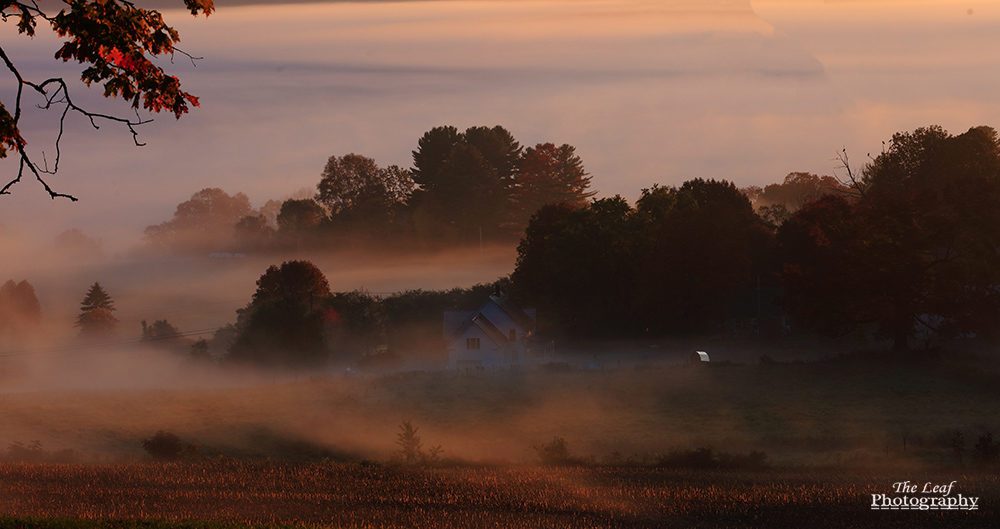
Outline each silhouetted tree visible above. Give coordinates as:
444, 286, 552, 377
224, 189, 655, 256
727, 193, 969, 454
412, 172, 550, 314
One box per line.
410, 125, 520, 241
634, 179, 775, 336
276, 198, 324, 247
745, 172, 848, 212
756, 203, 792, 230
234, 214, 273, 252
511, 197, 641, 339
228, 261, 332, 366
509, 143, 595, 229
76, 282, 117, 338
140, 319, 189, 351
79, 282, 114, 312
776, 194, 866, 339
144, 188, 252, 254
141, 319, 179, 340
316, 154, 413, 238
779, 125, 1000, 351
633, 183, 678, 227
189, 338, 211, 361
325, 290, 386, 359
0, 279, 41, 341
76, 308, 118, 339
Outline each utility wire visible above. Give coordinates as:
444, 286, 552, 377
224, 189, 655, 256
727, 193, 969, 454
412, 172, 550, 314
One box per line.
0, 327, 223, 358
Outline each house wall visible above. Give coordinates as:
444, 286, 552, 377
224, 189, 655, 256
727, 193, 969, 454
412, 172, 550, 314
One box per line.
445, 297, 539, 369
447, 325, 505, 369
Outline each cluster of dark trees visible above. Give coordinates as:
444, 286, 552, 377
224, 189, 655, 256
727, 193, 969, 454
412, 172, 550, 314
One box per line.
206, 124, 1000, 367
143, 125, 594, 255
216, 260, 498, 367
1, 281, 162, 347
47, 123, 997, 367
778, 126, 1000, 352
510, 178, 777, 341
510, 125, 1000, 353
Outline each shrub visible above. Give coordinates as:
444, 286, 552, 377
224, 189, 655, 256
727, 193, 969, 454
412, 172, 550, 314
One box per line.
535, 437, 571, 465
395, 421, 423, 464
533, 437, 593, 466
973, 431, 999, 464
393, 421, 443, 465
142, 431, 183, 461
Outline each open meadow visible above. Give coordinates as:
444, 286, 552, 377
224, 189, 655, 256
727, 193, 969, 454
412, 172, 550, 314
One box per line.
3, 354, 1000, 466
1, 354, 999, 527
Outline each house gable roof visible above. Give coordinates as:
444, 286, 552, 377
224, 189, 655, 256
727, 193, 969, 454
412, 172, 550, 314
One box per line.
488, 293, 535, 332
444, 292, 536, 349
472, 313, 510, 347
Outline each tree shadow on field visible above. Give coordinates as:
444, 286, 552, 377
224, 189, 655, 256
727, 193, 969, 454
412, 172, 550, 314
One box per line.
214, 426, 357, 461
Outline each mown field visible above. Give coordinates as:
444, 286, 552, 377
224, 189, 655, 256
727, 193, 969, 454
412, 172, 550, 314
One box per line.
0, 460, 996, 528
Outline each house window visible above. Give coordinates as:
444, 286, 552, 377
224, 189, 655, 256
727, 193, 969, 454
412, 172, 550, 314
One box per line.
509, 329, 516, 341
466, 337, 480, 350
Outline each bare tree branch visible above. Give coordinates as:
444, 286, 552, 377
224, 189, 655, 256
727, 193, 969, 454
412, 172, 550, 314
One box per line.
832, 148, 867, 200
0, 0, 213, 200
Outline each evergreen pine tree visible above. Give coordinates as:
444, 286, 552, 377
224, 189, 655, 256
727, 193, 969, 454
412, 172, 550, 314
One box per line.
76, 282, 118, 337
80, 283, 115, 312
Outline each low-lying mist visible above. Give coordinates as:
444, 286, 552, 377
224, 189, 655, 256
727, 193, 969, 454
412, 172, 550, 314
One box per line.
2, 230, 997, 472
0, 233, 517, 358
2, 348, 998, 472
0, 234, 530, 459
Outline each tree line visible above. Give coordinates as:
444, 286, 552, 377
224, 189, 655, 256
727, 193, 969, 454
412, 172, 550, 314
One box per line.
215, 261, 502, 368
142, 125, 594, 255
13, 124, 999, 365
210, 124, 1000, 366
511, 125, 1000, 353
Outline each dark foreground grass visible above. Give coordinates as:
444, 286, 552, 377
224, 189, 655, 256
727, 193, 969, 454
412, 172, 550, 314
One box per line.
0, 520, 277, 529
0, 461, 996, 529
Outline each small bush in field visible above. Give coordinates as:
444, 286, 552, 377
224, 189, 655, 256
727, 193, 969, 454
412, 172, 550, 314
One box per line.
973, 431, 999, 463
395, 421, 423, 463
394, 421, 443, 465
533, 437, 595, 466
142, 431, 183, 461
535, 437, 571, 465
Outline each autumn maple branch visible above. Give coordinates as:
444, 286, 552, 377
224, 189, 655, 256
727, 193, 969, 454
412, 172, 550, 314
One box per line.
0, 0, 213, 200
0, 43, 135, 200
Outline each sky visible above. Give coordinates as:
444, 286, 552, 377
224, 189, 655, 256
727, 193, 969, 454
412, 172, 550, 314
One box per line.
1, 0, 1000, 252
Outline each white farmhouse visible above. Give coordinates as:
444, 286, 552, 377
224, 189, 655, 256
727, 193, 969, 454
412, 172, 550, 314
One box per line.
445, 290, 548, 369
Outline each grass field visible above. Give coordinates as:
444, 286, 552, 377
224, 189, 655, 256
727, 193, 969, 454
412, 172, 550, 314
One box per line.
1, 352, 999, 527
3, 352, 1000, 467
0, 461, 996, 528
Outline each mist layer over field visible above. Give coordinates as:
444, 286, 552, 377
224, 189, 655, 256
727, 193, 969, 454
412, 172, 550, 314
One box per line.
2, 354, 998, 469
0, 235, 516, 348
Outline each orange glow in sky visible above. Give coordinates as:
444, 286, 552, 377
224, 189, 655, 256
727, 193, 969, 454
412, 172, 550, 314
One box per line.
1, 0, 999, 251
